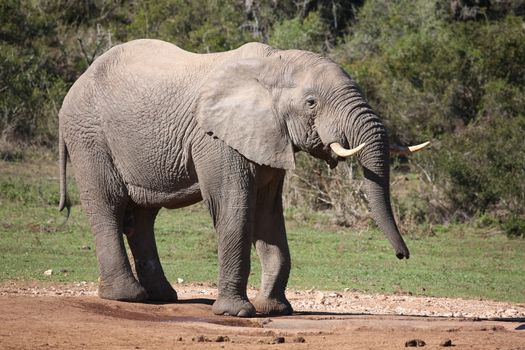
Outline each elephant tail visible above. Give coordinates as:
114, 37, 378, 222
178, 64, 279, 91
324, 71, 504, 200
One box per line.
58, 130, 71, 220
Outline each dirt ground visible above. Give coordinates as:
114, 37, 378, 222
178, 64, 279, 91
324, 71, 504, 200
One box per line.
1, 282, 524, 349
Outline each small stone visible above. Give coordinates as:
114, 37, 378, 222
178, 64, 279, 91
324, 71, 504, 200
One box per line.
405, 339, 426, 347
43, 269, 53, 276
439, 339, 453, 347
192, 335, 207, 342
272, 336, 285, 344
293, 336, 306, 343
81, 245, 91, 250
315, 292, 325, 304
177, 278, 184, 284
176, 337, 183, 341
214, 336, 229, 342
260, 318, 272, 325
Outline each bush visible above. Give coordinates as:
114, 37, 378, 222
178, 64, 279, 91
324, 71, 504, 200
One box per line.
0, 1, 118, 145
120, 0, 252, 53
501, 215, 525, 238
284, 154, 369, 227
431, 115, 525, 216
269, 11, 329, 52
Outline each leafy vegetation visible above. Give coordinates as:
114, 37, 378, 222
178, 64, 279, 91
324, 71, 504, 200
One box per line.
1, 156, 524, 302
1, 1, 524, 240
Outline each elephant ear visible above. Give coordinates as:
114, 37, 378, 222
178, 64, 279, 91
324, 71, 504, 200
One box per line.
196, 58, 295, 170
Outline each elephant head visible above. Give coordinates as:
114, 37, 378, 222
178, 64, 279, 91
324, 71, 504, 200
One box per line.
197, 47, 428, 259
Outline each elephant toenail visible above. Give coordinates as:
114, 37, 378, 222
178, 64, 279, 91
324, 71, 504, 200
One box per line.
237, 309, 252, 317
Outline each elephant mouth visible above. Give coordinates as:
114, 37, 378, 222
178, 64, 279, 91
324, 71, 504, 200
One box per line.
311, 144, 339, 168
298, 131, 340, 168
325, 156, 339, 169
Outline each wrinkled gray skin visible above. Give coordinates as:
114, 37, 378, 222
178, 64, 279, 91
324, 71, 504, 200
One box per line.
59, 39, 409, 317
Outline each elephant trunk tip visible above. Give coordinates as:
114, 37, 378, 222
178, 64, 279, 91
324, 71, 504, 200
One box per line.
396, 249, 410, 260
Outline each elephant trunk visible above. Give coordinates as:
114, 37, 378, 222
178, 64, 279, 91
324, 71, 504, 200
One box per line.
351, 113, 409, 259
364, 174, 410, 259
323, 85, 409, 259
317, 84, 409, 258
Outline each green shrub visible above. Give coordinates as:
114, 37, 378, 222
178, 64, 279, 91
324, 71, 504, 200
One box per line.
0, 1, 97, 145
269, 11, 329, 52
501, 215, 525, 238
121, 0, 252, 53
431, 115, 525, 215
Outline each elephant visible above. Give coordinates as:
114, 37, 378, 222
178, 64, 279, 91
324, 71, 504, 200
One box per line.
58, 39, 428, 317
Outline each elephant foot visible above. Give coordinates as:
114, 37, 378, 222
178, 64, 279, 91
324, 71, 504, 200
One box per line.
212, 296, 256, 317
98, 275, 147, 302
252, 295, 293, 315
142, 279, 178, 302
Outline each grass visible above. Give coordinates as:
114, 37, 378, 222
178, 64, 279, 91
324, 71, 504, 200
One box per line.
1, 152, 524, 303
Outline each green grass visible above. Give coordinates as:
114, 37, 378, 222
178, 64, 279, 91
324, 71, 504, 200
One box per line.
1, 154, 524, 302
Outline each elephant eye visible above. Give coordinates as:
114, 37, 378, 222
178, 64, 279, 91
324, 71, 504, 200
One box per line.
306, 96, 317, 108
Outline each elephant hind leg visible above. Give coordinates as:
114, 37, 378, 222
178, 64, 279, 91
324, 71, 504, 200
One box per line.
69, 147, 146, 302
125, 207, 177, 302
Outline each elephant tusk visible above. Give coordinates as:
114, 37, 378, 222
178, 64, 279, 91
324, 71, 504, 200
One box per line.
330, 142, 366, 157
390, 141, 431, 155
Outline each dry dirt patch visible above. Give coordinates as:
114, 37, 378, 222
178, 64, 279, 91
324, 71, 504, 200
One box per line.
1, 282, 524, 349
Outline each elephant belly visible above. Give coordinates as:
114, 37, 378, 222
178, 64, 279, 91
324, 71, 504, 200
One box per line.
127, 183, 202, 209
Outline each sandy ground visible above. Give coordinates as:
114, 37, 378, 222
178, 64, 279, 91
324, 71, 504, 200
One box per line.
0, 282, 524, 349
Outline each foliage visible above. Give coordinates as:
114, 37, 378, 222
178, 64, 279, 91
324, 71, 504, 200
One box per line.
1, 1, 60, 145
119, 0, 251, 53
269, 11, 329, 52
0, 0, 124, 145
501, 215, 525, 238
433, 115, 525, 217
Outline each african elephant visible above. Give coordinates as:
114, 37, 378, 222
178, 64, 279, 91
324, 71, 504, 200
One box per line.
58, 39, 427, 317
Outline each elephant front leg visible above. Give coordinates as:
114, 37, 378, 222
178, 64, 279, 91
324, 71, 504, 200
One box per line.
212, 214, 255, 317
252, 177, 293, 315
253, 237, 292, 315
195, 143, 258, 317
